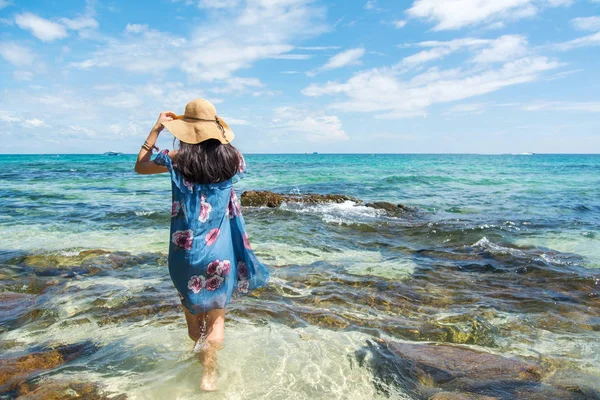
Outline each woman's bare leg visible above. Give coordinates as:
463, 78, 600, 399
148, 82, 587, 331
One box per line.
199, 308, 225, 392
184, 307, 207, 342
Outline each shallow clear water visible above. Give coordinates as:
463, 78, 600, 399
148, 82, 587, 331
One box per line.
0, 154, 599, 399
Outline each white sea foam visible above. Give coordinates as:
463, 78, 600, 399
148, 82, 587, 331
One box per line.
472, 237, 525, 256
281, 200, 386, 225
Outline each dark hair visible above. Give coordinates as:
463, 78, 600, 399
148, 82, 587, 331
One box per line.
173, 139, 239, 184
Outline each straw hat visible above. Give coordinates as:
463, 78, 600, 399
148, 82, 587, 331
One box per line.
162, 98, 234, 144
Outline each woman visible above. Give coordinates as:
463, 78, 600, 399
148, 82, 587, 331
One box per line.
134, 98, 270, 391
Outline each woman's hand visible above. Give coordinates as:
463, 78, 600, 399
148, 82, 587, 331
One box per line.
153, 111, 177, 133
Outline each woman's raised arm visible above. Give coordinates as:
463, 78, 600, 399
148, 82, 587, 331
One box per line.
134, 111, 176, 175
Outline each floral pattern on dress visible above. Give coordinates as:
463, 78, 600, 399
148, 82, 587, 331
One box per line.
205, 228, 220, 246
199, 194, 212, 223
237, 260, 249, 294
171, 201, 181, 217
206, 275, 224, 291
217, 260, 231, 275
228, 188, 242, 218
242, 232, 252, 250
188, 259, 230, 294
152, 148, 270, 311
172, 229, 193, 250
238, 153, 246, 173
207, 259, 220, 275
188, 275, 205, 293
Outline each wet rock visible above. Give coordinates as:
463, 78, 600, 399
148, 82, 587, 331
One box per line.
365, 202, 419, 217
0, 292, 37, 331
16, 379, 125, 400
21, 250, 110, 269
241, 190, 361, 207
0, 342, 97, 395
358, 340, 598, 399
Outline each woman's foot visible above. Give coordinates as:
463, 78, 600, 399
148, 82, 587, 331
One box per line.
200, 367, 217, 392
199, 344, 218, 391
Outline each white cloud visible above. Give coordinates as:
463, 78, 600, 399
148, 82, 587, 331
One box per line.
102, 92, 144, 108
302, 56, 560, 118
22, 118, 48, 128
394, 20, 407, 28
15, 13, 68, 42
472, 35, 528, 63
272, 107, 349, 141
554, 31, 600, 50
270, 54, 312, 59
0, 42, 34, 66
220, 117, 250, 125
60, 16, 98, 31
365, 0, 377, 10
309, 48, 365, 75
570, 16, 600, 31
400, 35, 527, 67
297, 46, 341, 50
443, 103, 487, 115
199, 0, 241, 8
323, 48, 365, 69
71, 0, 327, 84
125, 23, 148, 33
406, 0, 570, 31
210, 77, 264, 94
522, 101, 600, 112
0, 111, 20, 123
71, 29, 186, 72
0, 111, 48, 128
13, 71, 34, 81
0, 0, 10, 9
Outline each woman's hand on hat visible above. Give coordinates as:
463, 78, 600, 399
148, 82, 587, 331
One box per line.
153, 111, 177, 133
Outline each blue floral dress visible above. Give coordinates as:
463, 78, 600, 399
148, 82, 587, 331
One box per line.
153, 149, 270, 314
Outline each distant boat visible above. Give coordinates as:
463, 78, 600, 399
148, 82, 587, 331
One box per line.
312, 152, 319, 155
104, 152, 123, 156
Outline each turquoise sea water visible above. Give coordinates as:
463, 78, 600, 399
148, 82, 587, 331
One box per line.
1, 153, 599, 398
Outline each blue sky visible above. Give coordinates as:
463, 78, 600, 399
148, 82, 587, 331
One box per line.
1, 0, 599, 154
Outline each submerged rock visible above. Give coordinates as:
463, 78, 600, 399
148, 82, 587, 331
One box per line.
0, 292, 38, 332
0, 342, 97, 395
365, 202, 420, 217
357, 339, 598, 400
16, 379, 124, 400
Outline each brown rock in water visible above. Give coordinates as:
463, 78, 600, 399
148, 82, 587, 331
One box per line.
241, 191, 285, 207
0, 342, 95, 394
358, 340, 598, 400
240, 190, 361, 207
17, 379, 124, 400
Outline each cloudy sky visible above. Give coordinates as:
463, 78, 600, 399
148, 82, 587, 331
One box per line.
1, 0, 599, 154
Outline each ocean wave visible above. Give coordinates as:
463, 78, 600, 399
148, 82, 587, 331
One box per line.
280, 200, 386, 226
471, 237, 525, 256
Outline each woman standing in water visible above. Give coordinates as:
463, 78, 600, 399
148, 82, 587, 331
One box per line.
134, 99, 270, 391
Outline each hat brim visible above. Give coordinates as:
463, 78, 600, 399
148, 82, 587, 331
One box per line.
162, 117, 234, 145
